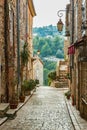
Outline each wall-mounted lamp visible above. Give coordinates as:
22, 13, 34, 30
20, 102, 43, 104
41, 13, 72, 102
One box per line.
57, 9, 73, 33
57, 10, 64, 32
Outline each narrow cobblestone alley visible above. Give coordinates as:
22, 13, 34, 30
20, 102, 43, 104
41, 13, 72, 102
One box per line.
0, 87, 74, 130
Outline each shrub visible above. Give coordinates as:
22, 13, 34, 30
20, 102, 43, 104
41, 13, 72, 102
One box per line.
66, 73, 71, 80
65, 90, 71, 99
48, 71, 56, 81
35, 79, 39, 84
28, 79, 36, 90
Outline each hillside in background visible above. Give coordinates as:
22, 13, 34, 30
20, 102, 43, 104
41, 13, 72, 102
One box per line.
33, 25, 64, 85
33, 24, 65, 37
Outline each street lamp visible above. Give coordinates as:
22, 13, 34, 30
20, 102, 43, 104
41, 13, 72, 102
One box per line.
57, 10, 65, 32
57, 9, 74, 33
37, 50, 40, 55
57, 19, 63, 32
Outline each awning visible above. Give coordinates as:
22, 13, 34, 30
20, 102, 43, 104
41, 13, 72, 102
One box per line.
68, 44, 75, 55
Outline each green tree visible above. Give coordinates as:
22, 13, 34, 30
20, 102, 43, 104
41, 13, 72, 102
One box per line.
41, 42, 52, 57
56, 49, 64, 58
48, 71, 56, 81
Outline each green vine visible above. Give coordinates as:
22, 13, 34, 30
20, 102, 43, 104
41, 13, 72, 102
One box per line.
21, 43, 29, 66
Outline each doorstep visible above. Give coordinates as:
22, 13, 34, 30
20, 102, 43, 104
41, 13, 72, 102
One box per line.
0, 88, 35, 125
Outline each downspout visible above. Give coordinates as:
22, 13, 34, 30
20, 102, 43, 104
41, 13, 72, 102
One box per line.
26, 0, 28, 79
26, 0, 28, 42
16, 0, 20, 96
71, 0, 74, 68
4, 0, 9, 102
70, 0, 74, 83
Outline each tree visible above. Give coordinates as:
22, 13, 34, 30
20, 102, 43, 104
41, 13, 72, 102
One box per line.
41, 42, 52, 57
56, 50, 64, 58
48, 71, 56, 81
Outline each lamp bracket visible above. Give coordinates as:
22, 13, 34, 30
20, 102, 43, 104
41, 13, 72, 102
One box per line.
57, 9, 73, 18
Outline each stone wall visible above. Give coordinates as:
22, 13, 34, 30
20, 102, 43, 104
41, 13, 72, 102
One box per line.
0, 0, 5, 101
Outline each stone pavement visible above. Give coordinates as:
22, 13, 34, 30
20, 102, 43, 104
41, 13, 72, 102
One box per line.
66, 98, 87, 130
0, 89, 34, 126
0, 87, 74, 130
0, 87, 87, 130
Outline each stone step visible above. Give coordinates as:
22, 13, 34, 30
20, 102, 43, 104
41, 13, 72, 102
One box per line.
0, 103, 9, 117
6, 109, 17, 119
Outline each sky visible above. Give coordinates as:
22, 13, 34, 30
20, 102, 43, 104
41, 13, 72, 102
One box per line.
33, 0, 70, 27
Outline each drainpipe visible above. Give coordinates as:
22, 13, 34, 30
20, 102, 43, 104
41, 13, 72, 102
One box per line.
72, 0, 74, 44
4, 0, 9, 102
16, 0, 20, 96
70, 0, 74, 83
26, 0, 28, 42
25, 0, 28, 79
71, 0, 74, 69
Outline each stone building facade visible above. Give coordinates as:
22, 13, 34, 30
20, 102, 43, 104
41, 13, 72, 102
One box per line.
0, 0, 36, 103
66, 0, 87, 120
33, 57, 43, 85
56, 60, 68, 88
0, 0, 17, 102
0, 0, 6, 102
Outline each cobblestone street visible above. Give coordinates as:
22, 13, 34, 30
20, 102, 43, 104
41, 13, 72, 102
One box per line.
0, 87, 74, 130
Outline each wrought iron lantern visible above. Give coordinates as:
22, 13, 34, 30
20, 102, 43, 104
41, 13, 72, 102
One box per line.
57, 19, 63, 32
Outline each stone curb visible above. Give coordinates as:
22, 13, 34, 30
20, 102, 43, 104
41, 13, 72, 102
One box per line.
65, 98, 81, 130
0, 117, 8, 126
0, 89, 35, 126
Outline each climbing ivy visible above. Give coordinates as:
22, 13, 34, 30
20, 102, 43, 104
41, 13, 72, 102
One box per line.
21, 43, 29, 66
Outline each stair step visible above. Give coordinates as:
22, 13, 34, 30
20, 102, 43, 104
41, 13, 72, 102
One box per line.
0, 103, 9, 117
6, 109, 17, 119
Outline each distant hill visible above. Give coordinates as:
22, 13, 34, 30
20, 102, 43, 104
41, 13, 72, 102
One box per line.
33, 25, 64, 59
33, 24, 65, 37
33, 25, 64, 85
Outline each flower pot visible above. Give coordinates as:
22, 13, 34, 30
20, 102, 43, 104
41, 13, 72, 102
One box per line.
24, 91, 31, 96
19, 96, 25, 103
67, 95, 70, 99
10, 101, 18, 109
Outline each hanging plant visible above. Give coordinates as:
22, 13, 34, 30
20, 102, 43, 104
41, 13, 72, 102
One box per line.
21, 42, 29, 66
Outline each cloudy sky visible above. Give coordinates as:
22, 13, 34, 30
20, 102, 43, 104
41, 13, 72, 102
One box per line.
33, 0, 70, 27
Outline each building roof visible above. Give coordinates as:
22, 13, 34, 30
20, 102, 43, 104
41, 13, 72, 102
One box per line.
28, 0, 36, 17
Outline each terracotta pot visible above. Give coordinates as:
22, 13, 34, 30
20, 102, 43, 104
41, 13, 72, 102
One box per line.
19, 96, 25, 103
10, 103, 18, 109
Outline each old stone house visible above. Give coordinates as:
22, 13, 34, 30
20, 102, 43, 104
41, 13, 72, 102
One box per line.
0, 0, 36, 103
33, 56, 43, 85
0, 0, 17, 103
66, 0, 87, 120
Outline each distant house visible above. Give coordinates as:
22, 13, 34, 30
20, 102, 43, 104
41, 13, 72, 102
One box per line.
33, 57, 43, 85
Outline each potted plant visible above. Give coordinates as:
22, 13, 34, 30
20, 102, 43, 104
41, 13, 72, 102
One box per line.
35, 79, 39, 87
27, 79, 36, 91
65, 90, 71, 99
66, 73, 71, 80
19, 92, 25, 103
21, 80, 30, 96
9, 93, 18, 109
19, 82, 25, 103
